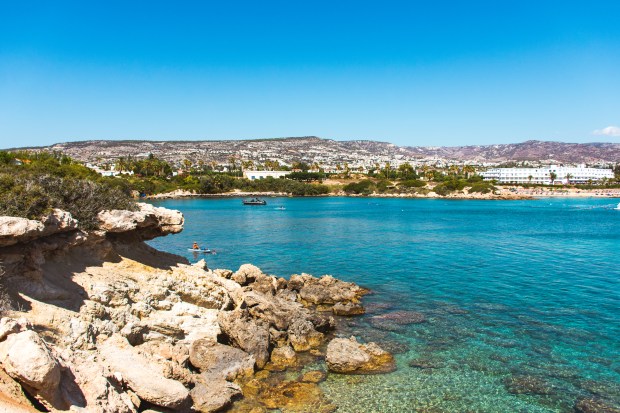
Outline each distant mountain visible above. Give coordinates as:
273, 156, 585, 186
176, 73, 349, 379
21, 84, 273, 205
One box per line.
12, 137, 620, 165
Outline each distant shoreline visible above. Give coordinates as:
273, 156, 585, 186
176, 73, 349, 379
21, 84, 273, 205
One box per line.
145, 188, 620, 201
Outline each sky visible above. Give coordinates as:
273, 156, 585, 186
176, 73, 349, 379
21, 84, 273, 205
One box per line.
1, 0, 620, 148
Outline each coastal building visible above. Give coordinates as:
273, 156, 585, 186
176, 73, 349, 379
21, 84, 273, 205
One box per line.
481, 165, 614, 184
243, 170, 290, 180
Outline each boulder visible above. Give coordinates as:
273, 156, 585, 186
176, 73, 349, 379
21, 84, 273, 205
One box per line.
189, 339, 255, 381
217, 309, 270, 368
288, 319, 324, 352
231, 264, 264, 286
243, 291, 307, 330
326, 336, 395, 374
298, 275, 366, 305
269, 345, 297, 368
0, 330, 61, 394
190, 375, 241, 413
99, 335, 189, 409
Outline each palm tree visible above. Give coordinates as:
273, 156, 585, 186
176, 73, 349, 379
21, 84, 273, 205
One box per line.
565, 173, 572, 185
398, 162, 414, 179
528, 175, 533, 184
549, 172, 557, 185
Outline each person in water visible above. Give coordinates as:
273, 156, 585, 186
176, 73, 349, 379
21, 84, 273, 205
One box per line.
192, 241, 199, 250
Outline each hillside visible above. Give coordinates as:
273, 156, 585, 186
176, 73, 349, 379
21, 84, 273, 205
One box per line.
11, 137, 620, 165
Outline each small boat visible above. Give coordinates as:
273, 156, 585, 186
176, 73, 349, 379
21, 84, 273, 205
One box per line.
615, 202, 620, 210
275, 206, 286, 210
188, 248, 214, 254
243, 198, 267, 206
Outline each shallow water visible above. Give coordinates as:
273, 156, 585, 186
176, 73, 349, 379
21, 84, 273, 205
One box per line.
149, 197, 620, 412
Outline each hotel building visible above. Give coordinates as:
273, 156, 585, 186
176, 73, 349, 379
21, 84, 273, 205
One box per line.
481, 165, 614, 185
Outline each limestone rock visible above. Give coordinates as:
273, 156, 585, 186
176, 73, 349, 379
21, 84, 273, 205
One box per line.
288, 319, 324, 352
0, 217, 44, 247
97, 203, 183, 240
298, 275, 366, 305
190, 375, 241, 413
189, 339, 255, 381
270, 345, 297, 368
0, 317, 29, 342
217, 309, 270, 368
332, 301, 365, 316
232, 263, 264, 286
99, 335, 189, 409
326, 336, 395, 374
0, 209, 79, 247
0, 330, 61, 393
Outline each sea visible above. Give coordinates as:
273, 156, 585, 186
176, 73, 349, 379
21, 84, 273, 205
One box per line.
148, 197, 620, 412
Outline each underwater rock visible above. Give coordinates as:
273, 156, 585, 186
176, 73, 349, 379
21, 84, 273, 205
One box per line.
257, 380, 336, 413
333, 301, 365, 316
503, 374, 554, 395
574, 398, 620, 413
408, 357, 443, 369
300, 370, 326, 383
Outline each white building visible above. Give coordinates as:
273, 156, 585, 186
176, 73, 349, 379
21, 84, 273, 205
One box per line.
243, 170, 290, 180
481, 165, 614, 185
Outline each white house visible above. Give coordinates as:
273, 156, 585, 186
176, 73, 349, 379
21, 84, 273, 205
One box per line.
481, 165, 614, 184
243, 170, 291, 180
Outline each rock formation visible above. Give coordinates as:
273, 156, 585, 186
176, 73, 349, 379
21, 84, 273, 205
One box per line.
0, 203, 385, 412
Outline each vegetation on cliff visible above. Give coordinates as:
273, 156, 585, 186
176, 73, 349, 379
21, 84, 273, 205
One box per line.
0, 151, 135, 229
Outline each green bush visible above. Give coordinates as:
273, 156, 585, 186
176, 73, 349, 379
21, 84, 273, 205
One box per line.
343, 180, 375, 195
0, 151, 136, 229
398, 179, 426, 188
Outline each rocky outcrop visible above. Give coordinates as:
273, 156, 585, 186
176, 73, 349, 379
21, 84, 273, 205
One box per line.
326, 336, 396, 374
0, 204, 375, 412
0, 209, 78, 247
98, 203, 184, 241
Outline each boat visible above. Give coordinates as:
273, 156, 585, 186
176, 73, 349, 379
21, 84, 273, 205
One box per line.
188, 248, 214, 254
242, 198, 267, 206
615, 202, 620, 210
275, 206, 286, 210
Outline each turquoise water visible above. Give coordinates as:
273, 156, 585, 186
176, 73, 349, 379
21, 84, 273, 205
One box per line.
149, 197, 620, 412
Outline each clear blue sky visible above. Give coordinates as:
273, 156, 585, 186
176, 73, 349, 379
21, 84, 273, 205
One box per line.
1, 0, 620, 148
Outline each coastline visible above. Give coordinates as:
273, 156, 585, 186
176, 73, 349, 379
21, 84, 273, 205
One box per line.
145, 187, 620, 201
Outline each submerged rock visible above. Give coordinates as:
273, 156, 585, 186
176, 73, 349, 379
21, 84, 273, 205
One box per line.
257, 380, 336, 413
326, 336, 395, 374
574, 398, 620, 413
333, 301, 365, 316
503, 374, 554, 395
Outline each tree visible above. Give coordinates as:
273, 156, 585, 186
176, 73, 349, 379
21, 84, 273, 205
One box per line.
549, 172, 557, 185
398, 162, 414, 180
528, 175, 533, 184
565, 173, 573, 185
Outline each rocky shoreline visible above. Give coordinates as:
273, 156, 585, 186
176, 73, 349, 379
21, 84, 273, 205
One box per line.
0, 204, 394, 412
